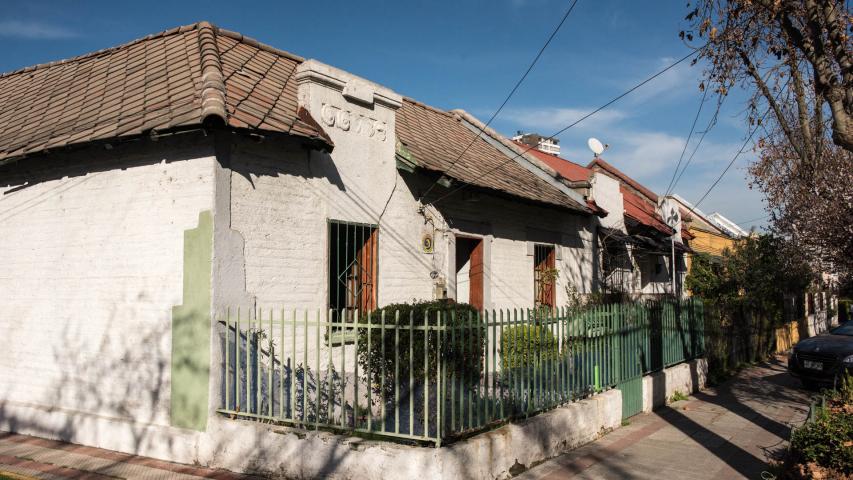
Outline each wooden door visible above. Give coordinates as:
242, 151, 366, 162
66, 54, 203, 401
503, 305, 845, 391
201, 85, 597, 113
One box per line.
469, 239, 484, 311
356, 228, 378, 313
534, 245, 556, 308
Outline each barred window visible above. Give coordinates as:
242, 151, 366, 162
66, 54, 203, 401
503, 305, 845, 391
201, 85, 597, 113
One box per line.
329, 221, 378, 322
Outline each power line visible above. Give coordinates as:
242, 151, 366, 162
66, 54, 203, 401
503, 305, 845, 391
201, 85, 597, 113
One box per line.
691, 107, 771, 210
427, 47, 703, 207
735, 213, 771, 226
664, 87, 708, 196
419, 0, 582, 200
667, 97, 723, 196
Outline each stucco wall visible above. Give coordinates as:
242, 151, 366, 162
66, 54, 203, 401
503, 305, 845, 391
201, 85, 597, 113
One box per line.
229, 60, 598, 314
0, 139, 215, 432
427, 186, 597, 309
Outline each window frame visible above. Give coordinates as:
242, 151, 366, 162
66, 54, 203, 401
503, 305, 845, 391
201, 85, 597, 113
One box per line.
327, 219, 379, 324
533, 243, 557, 310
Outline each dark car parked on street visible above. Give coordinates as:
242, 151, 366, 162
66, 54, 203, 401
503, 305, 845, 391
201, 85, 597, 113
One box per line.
788, 322, 853, 388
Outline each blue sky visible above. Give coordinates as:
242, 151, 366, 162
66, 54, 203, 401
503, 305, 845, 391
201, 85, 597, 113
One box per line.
0, 0, 768, 229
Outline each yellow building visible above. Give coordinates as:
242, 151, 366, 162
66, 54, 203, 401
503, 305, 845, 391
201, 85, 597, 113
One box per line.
666, 194, 740, 272
689, 224, 737, 257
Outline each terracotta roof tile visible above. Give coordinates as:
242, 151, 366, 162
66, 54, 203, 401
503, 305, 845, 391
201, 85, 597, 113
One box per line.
516, 141, 592, 183
588, 157, 659, 203
396, 98, 589, 212
0, 21, 331, 164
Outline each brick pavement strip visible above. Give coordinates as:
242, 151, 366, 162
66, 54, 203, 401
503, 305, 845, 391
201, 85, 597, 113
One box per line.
0, 433, 258, 480
516, 358, 812, 480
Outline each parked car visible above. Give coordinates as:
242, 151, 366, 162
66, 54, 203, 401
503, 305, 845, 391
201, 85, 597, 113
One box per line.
788, 322, 853, 388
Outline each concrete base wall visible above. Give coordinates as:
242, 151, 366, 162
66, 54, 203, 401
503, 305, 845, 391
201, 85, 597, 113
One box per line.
3, 360, 708, 480
642, 359, 708, 413
1, 389, 621, 480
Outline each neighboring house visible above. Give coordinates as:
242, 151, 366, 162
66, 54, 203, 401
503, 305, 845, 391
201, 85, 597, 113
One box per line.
512, 138, 691, 299
0, 22, 604, 463
706, 211, 749, 238
587, 158, 692, 298
667, 194, 738, 261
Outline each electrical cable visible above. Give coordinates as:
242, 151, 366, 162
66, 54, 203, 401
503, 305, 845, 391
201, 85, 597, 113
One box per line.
426, 47, 703, 207
419, 0, 582, 200
665, 87, 708, 196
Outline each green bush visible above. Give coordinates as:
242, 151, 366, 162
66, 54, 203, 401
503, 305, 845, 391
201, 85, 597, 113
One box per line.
786, 374, 853, 475
356, 300, 484, 401
789, 408, 853, 474
500, 324, 563, 371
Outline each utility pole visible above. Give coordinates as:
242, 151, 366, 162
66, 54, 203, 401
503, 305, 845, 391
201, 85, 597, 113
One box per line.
671, 235, 676, 297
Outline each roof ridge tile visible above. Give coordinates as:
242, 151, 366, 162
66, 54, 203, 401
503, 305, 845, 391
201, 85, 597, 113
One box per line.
196, 23, 227, 125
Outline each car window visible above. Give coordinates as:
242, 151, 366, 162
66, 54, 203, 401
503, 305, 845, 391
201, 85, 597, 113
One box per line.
830, 323, 853, 336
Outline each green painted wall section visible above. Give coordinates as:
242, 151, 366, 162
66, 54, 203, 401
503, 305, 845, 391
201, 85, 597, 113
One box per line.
170, 210, 213, 431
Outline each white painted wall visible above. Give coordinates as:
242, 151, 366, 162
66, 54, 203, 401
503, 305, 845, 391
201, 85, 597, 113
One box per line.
589, 172, 624, 232
230, 60, 598, 314
0, 141, 215, 431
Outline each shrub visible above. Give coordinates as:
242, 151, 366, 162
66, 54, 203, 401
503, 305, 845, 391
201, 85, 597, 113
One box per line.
785, 374, 853, 476
500, 324, 563, 371
788, 408, 853, 474
356, 300, 484, 402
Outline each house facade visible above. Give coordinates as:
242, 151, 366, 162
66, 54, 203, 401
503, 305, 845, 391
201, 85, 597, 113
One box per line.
666, 194, 739, 276
0, 22, 606, 466
520, 142, 691, 299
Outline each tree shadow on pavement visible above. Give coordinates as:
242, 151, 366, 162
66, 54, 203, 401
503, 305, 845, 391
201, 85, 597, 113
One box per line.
655, 405, 770, 479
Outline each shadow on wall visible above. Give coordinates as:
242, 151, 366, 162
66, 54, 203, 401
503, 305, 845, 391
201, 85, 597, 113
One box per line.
400, 171, 598, 305
0, 308, 173, 458
232, 137, 441, 289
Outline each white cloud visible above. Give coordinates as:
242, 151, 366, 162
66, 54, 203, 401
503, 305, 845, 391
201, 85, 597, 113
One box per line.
0, 20, 78, 40
620, 57, 702, 107
502, 107, 628, 134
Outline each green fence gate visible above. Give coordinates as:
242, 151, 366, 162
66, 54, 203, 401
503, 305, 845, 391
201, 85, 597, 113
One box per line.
617, 304, 647, 419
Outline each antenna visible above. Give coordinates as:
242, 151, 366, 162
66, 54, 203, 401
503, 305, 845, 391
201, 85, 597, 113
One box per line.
587, 137, 606, 157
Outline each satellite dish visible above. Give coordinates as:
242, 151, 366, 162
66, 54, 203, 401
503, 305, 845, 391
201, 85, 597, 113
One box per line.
587, 137, 605, 156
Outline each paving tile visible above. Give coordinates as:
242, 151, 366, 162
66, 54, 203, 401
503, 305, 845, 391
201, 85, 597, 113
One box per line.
514, 358, 811, 480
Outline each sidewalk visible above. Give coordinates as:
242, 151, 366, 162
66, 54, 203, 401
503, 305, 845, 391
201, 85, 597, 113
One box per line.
0, 433, 258, 480
0, 357, 812, 480
516, 356, 813, 480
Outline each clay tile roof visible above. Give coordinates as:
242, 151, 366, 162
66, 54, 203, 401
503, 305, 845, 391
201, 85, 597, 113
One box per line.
584, 156, 681, 236
516, 141, 592, 183
621, 186, 672, 235
396, 98, 589, 212
588, 157, 658, 202
0, 21, 331, 164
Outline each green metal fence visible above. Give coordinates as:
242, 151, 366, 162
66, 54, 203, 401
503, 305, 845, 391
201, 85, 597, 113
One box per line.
216, 298, 704, 445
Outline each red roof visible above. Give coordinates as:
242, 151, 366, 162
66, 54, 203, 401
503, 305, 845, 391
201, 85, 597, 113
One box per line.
515, 141, 591, 182
585, 156, 693, 238
621, 185, 672, 235
588, 157, 658, 202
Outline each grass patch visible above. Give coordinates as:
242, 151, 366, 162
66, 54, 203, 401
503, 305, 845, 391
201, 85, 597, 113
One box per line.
669, 391, 689, 402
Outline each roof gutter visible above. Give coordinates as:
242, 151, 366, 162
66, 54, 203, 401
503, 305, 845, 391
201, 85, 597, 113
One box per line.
451, 109, 593, 215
